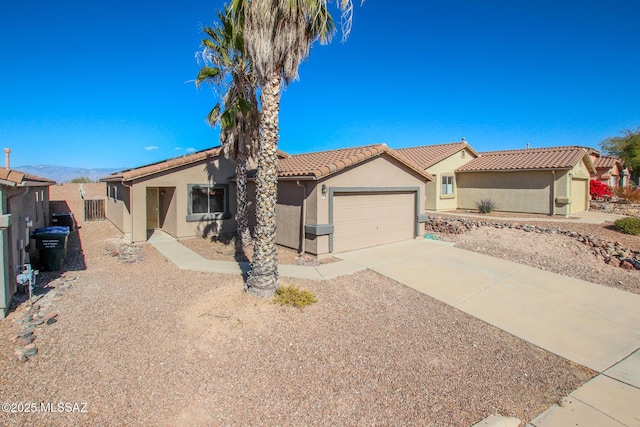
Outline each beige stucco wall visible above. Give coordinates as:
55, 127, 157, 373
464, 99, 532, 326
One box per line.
105, 182, 131, 235
50, 183, 106, 222
457, 170, 555, 214
289, 156, 428, 255
456, 157, 592, 216
425, 147, 476, 211
125, 157, 237, 243
1, 185, 50, 317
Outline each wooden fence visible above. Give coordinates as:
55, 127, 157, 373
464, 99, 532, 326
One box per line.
84, 199, 105, 221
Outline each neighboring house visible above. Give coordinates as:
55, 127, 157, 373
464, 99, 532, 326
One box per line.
1, 149, 55, 318
101, 144, 433, 256
590, 154, 630, 189
396, 140, 479, 211
399, 142, 596, 216
455, 146, 595, 215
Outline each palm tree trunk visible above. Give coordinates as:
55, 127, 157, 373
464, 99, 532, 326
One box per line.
245, 72, 281, 297
234, 154, 252, 254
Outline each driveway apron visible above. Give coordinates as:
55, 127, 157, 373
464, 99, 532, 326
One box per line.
336, 239, 640, 374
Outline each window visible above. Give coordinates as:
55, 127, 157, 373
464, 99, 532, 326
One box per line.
187, 184, 230, 221
440, 174, 455, 199
107, 185, 118, 201
441, 175, 454, 195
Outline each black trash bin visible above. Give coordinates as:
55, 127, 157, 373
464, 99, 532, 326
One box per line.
32, 226, 70, 271
52, 212, 75, 231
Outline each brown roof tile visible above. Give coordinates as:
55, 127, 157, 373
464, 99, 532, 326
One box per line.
456, 146, 595, 173
0, 168, 55, 186
102, 147, 291, 182
593, 156, 619, 169
396, 142, 478, 169
275, 144, 433, 181
102, 147, 224, 182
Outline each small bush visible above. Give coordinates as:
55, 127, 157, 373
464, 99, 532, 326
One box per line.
476, 198, 497, 214
590, 179, 613, 199
614, 217, 640, 236
273, 285, 317, 308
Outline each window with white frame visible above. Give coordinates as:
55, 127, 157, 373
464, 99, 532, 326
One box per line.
441, 175, 455, 196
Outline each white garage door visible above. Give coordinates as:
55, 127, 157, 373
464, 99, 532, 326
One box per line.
333, 192, 415, 253
570, 179, 588, 214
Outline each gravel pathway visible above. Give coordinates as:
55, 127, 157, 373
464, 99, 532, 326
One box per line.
1, 221, 594, 426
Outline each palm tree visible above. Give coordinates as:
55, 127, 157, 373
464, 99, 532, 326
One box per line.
229, 0, 357, 297
196, 8, 259, 252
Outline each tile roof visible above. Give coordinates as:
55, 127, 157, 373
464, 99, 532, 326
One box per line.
274, 144, 433, 181
593, 156, 620, 169
456, 146, 596, 173
102, 146, 291, 182
102, 147, 224, 182
396, 142, 478, 169
0, 168, 55, 186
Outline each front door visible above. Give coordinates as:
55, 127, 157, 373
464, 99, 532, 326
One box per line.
146, 188, 160, 229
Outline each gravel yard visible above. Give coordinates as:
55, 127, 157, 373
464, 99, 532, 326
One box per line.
428, 214, 640, 295
1, 221, 595, 426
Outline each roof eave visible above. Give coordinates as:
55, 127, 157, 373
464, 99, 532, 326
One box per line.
456, 167, 574, 173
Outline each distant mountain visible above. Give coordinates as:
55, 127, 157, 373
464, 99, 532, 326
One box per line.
13, 165, 122, 184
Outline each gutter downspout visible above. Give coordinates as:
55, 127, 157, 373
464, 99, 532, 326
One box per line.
6, 187, 29, 202
121, 181, 133, 242
0, 187, 7, 319
296, 180, 306, 256
551, 171, 556, 216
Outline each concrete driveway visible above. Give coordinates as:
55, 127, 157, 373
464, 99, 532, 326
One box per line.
336, 238, 640, 372
336, 239, 640, 426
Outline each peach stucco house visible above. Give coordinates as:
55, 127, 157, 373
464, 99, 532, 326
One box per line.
589, 153, 630, 188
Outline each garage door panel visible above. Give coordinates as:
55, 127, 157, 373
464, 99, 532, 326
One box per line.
333, 192, 414, 253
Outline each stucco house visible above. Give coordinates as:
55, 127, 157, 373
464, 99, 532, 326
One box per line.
590, 153, 630, 189
264, 144, 433, 255
396, 141, 479, 211
101, 144, 433, 255
398, 142, 596, 216
1, 149, 55, 318
455, 146, 596, 215
101, 147, 239, 243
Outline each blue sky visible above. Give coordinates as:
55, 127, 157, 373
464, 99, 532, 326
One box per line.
1, 0, 639, 170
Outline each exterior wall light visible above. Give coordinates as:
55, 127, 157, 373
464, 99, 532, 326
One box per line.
321, 184, 327, 195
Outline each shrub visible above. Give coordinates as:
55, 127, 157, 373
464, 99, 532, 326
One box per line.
613, 186, 640, 203
590, 180, 612, 199
70, 176, 93, 183
476, 198, 497, 214
614, 217, 640, 236
273, 285, 317, 308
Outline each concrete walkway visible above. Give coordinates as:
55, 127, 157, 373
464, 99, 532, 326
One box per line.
148, 231, 640, 426
147, 231, 367, 280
